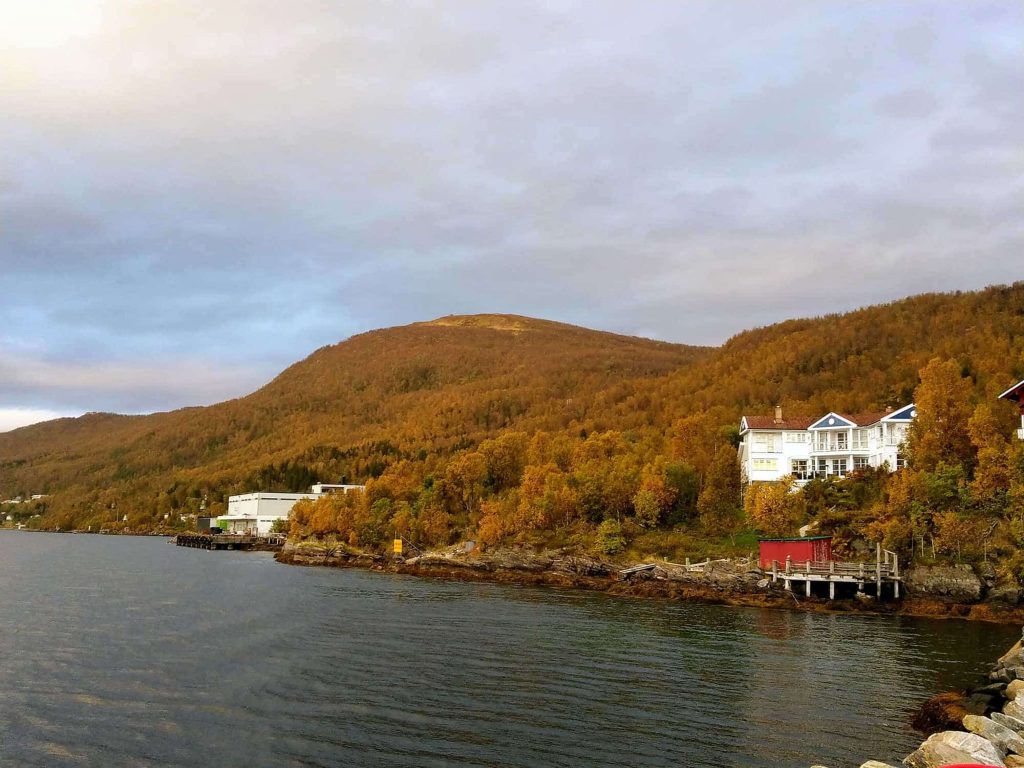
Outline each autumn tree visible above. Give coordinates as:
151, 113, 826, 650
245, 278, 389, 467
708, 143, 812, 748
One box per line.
697, 444, 741, 535
478, 432, 529, 492
909, 358, 974, 473
440, 451, 488, 519
744, 480, 801, 536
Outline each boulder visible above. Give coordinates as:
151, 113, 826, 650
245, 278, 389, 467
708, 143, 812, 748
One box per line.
990, 580, 1023, 605
1001, 641, 1024, 666
995, 712, 1024, 735
964, 714, 1024, 755
1007, 756, 1024, 768
904, 730, 1006, 767
968, 692, 1000, 714
1008, 680, 1024, 700
860, 762, 898, 768
1007, 700, 1024, 721
904, 564, 984, 602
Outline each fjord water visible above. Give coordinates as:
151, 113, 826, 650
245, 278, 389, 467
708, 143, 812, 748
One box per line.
0, 533, 1015, 768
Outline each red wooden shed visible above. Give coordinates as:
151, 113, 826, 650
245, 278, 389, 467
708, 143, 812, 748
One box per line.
758, 536, 833, 569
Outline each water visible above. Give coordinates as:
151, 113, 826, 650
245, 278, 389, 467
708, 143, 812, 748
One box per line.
0, 533, 1015, 768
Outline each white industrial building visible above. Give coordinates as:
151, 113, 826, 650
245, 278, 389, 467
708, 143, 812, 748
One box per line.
219, 483, 365, 535
738, 404, 915, 484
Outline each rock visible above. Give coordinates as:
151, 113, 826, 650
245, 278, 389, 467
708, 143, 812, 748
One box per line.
994, 712, 1024, 735
1008, 700, 1024, 721
1007, 756, 1024, 767
860, 762, 899, 768
990, 580, 1023, 605
996, 667, 1018, 684
903, 730, 1006, 767
964, 714, 1024, 755
1001, 641, 1024, 666
1008, 680, 1024, 700
904, 564, 984, 602
968, 692, 999, 714
976, 682, 1011, 696
553, 556, 613, 577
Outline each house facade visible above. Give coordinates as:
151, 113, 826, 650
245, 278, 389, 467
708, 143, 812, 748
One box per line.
738, 404, 915, 484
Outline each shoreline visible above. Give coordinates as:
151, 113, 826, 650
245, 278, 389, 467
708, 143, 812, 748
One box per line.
275, 544, 1024, 625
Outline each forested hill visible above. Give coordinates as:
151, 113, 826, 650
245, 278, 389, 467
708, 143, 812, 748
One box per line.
0, 314, 706, 528
3, 284, 1024, 538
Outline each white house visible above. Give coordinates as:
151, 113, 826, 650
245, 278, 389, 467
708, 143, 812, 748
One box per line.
998, 379, 1024, 441
219, 483, 366, 535
738, 404, 915, 484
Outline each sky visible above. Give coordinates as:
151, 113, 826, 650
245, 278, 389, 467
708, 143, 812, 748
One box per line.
1, 1, 1022, 431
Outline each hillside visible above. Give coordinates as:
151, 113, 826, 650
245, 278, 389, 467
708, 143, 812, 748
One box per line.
0, 315, 706, 528
4, 284, 1024, 553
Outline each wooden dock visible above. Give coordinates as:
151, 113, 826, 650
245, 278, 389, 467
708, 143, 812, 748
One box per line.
769, 544, 901, 599
174, 533, 285, 551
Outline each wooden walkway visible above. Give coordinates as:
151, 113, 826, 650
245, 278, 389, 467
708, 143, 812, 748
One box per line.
769, 545, 901, 599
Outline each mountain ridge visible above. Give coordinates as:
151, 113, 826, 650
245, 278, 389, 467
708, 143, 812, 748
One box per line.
3, 283, 1024, 534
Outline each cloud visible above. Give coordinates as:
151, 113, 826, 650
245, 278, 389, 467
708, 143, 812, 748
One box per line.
0, 350, 268, 413
0, 0, 1022, 418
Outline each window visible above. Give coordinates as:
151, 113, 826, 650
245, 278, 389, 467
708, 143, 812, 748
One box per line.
785, 431, 808, 443
753, 432, 781, 452
853, 456, 870, 471
832, 459, 848, 477
896, 454, 908, 470
814, 433, 829, 451
752, 458, 778, 471
836, 432, 849, 450
791, 459, 809, 480
816, 458, 828, 475
853, 429, 869, 450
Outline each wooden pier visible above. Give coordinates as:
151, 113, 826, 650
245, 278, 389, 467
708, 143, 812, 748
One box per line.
769, 544, 901, 600
174, 533, 285, 551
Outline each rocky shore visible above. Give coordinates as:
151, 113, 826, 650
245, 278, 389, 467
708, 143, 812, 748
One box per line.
275, 541, 1024, 623
814, 627, 1024, 768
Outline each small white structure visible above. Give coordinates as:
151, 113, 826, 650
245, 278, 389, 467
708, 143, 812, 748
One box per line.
739, 404, 915, 484
998, 379, 1024, 441
310, 483, 365, 495
220, 483, 366, 536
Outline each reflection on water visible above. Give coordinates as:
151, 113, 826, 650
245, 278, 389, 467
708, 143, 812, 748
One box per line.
0, 532, 1015, 767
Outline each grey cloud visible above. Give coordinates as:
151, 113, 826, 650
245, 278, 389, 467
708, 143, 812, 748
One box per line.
1, 0, 1022, 423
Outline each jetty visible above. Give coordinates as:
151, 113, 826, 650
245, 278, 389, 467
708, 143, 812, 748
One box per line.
768, 544, 901, 599
174, 533, 285, 551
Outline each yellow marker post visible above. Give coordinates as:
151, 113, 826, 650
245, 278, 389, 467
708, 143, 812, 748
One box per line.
393, 538, 403, 555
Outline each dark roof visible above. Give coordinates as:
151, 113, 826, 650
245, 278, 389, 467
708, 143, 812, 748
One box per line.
743, 415, 816, 430
758, 536, 832, 542
999, 379, 1024, 403
838, 411, 889, 427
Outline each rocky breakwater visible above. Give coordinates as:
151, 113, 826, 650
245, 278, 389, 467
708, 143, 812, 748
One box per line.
813, 628, 1024, 768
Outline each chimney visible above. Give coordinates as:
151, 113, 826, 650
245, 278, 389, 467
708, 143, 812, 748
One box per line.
774, 405, 783, 424
885, 406, 893, 413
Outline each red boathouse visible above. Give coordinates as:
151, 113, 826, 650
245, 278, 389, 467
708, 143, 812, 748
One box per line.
758, 536, 832, 569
